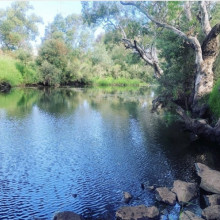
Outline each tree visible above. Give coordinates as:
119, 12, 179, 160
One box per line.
120, 1, 220, 107
82, 2, 163, 79
82, 1, 220, 106
44, 14, 93, 51
82, 1, 220, 143
0, 2, 42, 50
37, 38, 68, 86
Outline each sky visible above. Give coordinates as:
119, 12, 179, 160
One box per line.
0, 1, 104, 51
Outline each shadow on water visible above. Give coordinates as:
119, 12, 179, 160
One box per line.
0, 87, 220, 219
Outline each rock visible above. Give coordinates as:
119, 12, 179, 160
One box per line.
116, 205, 159, 220
172, 180, 197, 204
141, 182, 156, 191
0, 81, 11, 93
155, 187, 176, 205
204, 194, 220, 207
180, 211, 204, 220
195, 163, 220, 194
72, 194, 77, 198
123, 192, 132, 204
53, 211, 85, 220
202, 205, 220, 220
147, 186, 155, 191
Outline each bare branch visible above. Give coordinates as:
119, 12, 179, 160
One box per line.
120, 1, 204, 65
199, 1, 212, 36
184, 1, 192, 21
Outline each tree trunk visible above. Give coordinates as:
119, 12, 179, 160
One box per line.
193, 23, 220, 104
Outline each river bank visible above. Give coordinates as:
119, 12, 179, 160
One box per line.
54, 163, 220, 220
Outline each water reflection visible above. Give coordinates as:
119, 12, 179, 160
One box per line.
0, 87, 220, 219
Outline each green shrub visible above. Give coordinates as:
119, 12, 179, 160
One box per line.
0, 55, 23, 86
92, 77, 143, 87
209, 79, 220, 117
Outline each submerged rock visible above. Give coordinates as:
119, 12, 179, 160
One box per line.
123, 191, 132, 204
116, 205, 159, 220
0, 81, 11, 93
202, 205, 220, 220
204, 194, 220, 207
53, 211, 85, 220
155, 187, 176, 205
172, 180, 197, 204
180, 211, 204, 220
195, 163, 220, 194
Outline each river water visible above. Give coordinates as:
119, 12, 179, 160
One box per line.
0, 87, 219, 220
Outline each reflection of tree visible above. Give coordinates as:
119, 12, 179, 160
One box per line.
0, 88, 38, 118
36, 88, 80, 115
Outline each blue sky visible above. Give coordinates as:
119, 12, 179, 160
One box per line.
0, 1, 84, 48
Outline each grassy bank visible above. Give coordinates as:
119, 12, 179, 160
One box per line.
0, 55, 148, 89
91, 77, 146, 87
0, 55, 23, 86
0, 55, 38, 86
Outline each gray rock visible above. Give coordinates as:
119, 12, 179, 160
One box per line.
116, 205, 159, 220
204, 194, 220, 207
155, 187, 176, 205
53, 211, 84, 220
147, 186, 156, 191
123, 191, 133, 204
172, 180, 197, 204
202, 205, 220, 220
195, 163, 220, 194
180, 211, 204, 220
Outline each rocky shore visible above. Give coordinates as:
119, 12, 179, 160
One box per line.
53, 163, 220, 220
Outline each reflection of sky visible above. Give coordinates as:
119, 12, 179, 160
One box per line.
0, 88, 219, 219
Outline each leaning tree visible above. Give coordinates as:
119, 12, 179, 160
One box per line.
82, 1, 220, 143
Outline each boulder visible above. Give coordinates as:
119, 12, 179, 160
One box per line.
195, 163, 220, 194
172, 180, 197, 204
180, 211, 204, 220
204, 194, 220, 207
123, 192, 132, 204
202, 205, 220, 220
155, 187, 176, 205
116, 205, 159, 220
53, 211, 85, 220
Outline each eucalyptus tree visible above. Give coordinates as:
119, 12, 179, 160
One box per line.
82, 2, 162, 79
82, 1, 220, 106
82, 1, 220, 143
120, 1, 220, 108
0, 1, 42, 50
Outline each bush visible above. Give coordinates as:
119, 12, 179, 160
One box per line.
209, 79, 220, 118
0, 55, 23, 86
92, 77, 143, 87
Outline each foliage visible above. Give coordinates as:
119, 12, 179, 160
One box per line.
156, 30, 195, 108
92, 77, 143, 87
0, 55, 23, 86
0, 54, 38, 86
209, 79, 220, 118
0, 2, 42, 50
36, 38, 68, 86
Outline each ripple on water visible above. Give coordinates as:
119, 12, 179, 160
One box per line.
0, 88, 220, 219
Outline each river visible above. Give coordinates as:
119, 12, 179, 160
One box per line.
0, 87, 219, 219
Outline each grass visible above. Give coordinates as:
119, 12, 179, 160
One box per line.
92, 77, 145, 87
0, 55, 23, 86
0, 55, 39, 86
209, 78, 220, 118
